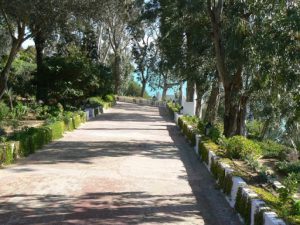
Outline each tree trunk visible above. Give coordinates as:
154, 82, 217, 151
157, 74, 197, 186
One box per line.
34, 31, 46, 101
186, 80, 194, 102
223, 72, 243, 137
179, 80, 183, 105
260, 118, 271, 140
113, 54, 121, 94
208, 3, 244, 137
162, 83, 168, 101
236, 96, 248, 136
205, 79, 221, 123
195, 92, 203, 118
0, 38, 23, 99
141, 80, 146, 97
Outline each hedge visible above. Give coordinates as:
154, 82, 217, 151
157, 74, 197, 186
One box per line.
0, 143, 14, 165
1, 111, 87, 166
46, 121, 65, 140
72, 114, 82, 129
235, 187, 253, 225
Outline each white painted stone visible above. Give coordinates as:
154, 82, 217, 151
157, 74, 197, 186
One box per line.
225, 167, 234, 175
229, 177, 247, 207
208, 150, 216, 170
85, 109, 90, 121
264, 211, 286, 225
195, 135, 201, 155
174, 113, 182, 125
272, 181, 285, 190
220, 162, 231, 171
86, 108, 95, 119
251, 199, 265, 225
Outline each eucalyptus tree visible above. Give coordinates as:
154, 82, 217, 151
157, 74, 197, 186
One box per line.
98, 0, 136, 94
29, 0, 71, 100
150, 56, 179, 101
0, 0, 35, 98
131, 22, 158, 97
206, 1, 300, 137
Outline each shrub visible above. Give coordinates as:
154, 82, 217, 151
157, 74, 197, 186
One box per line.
276, 161, 300, 175
257, 139, 286, 158
199, 141, 210, 164
79, 111, 86, 123
223, 136, 262, 160
104, 94, 115, 103
13, 127, 52, 157
0, 143, 14, 165
246, 120, 263, 139
0, 101, 9, 121
207, 123, 223, 143
167, 102, 181, 113
197, 120, 205, 135
46, 121, 64, 140
11, 102, 29, 119
181, 115, 199, 126
72, 114, 81, 129
210, 158, 232, 195
178, 117, 184, 130
63, 111, 75, 130
87, 97, 105, 107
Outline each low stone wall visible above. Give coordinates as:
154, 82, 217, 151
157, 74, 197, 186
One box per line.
172, 112, 286, 225
117, 96, 166, 107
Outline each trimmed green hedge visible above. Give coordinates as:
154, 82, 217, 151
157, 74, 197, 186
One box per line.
0, 143, 14, 165
235, 187, 252, 225
167, 102, 181, 118
46, 121, 65, 140
177, 116, 197, 146
1, 111, 87, 165
199, 141, 210, 164
72, 114, 82, 129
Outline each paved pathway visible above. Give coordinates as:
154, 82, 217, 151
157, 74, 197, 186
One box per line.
0, 102, 242, 225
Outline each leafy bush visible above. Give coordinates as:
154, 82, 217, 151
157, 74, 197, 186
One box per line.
257, 139, 286, 158
181, 115, 199, 126
246, 120, 263, 139
0, 143, 14, 164
104, 94, 115, 103
39, 51, 113, 106
35, 103, 64, 120
0, 101, 9, 121
276, 161, 300, 175
197, 120, 205, 135
223, 135, 262, 160
207, 122, 223, 143
46, 121, 65, 140
11, 102, 29, 119
13, 127, 52, 156
167, 101, 181, 113
63, 111, 75, 131
87, 97, 105, 107
72, 114, 82, 129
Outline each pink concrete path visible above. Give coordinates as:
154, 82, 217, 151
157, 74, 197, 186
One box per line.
0, 102, 242, 225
